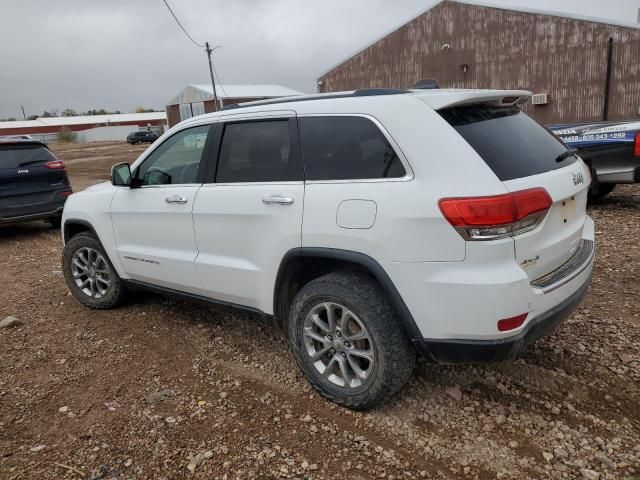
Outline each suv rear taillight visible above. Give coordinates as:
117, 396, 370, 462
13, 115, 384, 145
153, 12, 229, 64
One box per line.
439, 188, 552, 241
635, 132, 640, 157
44, 160, 65, 169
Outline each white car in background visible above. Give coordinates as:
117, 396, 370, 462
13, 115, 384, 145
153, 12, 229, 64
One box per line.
60, 86, 595, 409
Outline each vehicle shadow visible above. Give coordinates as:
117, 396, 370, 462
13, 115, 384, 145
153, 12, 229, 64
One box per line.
589, 185, 640, 211
0, 221, 59, 242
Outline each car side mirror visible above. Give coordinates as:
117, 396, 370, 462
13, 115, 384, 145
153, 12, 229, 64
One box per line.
111, 162, 131, 186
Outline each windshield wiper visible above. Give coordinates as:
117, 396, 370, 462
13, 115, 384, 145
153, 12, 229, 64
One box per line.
555, 148, 578, 163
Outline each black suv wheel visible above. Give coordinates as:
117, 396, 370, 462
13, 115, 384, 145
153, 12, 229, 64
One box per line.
288, 271, 415, 410
48, 215, 62, 228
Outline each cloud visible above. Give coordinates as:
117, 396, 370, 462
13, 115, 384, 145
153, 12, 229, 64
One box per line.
0, 0, 635, 118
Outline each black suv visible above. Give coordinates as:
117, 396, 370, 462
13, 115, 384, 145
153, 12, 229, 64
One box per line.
0, 139, 72, 228
127, 131, 158, 144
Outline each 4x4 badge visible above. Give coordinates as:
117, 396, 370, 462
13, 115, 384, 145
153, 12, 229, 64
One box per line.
572, 172, 584, 185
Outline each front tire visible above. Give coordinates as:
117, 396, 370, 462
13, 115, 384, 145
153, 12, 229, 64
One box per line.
288, 271, 416, 410
62, 233, 125, 309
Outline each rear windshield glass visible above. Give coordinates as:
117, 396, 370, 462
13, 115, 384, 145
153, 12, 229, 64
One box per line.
438, 105, 574, 181
0, 144, 56, 168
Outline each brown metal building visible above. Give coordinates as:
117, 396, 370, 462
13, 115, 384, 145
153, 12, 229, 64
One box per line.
317, 0, 640, 124
166, 84, 304, 127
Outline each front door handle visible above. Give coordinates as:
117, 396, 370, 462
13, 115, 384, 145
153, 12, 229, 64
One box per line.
165, 195, 188, 204
262, 195, 294, 205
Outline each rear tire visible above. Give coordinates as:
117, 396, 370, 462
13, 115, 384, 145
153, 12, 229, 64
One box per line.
288, 271, 416, 410
62, 233, 125, 309
588, 177, 616, 202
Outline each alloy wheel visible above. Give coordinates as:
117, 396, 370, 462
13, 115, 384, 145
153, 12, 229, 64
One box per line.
303, 302, 375, 389
70, 247, 111, 299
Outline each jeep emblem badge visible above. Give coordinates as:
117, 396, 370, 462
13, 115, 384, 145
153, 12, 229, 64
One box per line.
572, 172, 584, 185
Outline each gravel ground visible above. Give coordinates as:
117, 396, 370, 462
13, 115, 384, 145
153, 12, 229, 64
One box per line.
1, 142, 639, 479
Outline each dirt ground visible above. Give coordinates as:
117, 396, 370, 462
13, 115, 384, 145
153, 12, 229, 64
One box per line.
1, 141, 639, 480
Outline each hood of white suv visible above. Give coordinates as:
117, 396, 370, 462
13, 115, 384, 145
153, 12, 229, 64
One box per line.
76, 181, 114, 195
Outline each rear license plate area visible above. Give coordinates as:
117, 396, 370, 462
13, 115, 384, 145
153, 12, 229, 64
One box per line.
558, 195, 577, 225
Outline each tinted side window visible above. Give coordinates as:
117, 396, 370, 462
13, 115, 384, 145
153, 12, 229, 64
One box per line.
438, 105, 573, 181
298, 116, 406, 181
0, 144, 56, 168
136, 125, 209, 185
216, 120, 301, 183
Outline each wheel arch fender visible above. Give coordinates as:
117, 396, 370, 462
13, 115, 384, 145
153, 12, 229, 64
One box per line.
273, 247, 423, 342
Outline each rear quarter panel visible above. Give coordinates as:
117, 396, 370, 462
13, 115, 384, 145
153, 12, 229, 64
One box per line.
298, 96, 510, 264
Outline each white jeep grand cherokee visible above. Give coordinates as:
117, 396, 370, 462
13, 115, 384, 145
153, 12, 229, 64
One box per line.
62, 87, 595, 409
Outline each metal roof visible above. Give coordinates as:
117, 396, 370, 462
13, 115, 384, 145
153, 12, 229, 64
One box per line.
0, 111, 166, 130
317, 0, 640, 79
453, 0, 640, 29
167, 84, 306, 106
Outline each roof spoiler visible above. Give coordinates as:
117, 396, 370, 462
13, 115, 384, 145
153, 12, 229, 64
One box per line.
410, 78, 439, 89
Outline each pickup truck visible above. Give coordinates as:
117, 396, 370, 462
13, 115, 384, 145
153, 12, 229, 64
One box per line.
549, 120, 640, 201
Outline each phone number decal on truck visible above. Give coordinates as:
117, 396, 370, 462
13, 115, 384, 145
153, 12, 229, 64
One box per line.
549, 121, 640, 147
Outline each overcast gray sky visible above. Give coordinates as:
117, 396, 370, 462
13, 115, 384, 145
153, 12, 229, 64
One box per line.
0, 0, 637, 118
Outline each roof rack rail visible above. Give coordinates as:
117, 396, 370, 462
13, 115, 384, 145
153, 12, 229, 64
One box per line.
411, 78, 440, 89
352, 88, 410, 96
220, 88, 411, 111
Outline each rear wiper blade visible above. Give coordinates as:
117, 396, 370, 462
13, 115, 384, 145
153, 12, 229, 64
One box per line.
555, 148, 578, 163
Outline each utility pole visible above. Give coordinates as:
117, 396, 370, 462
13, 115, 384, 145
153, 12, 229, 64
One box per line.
205, 42, 222, 111
21, 105, 26, 120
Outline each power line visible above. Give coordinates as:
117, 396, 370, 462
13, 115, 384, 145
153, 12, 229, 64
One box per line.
211, 62, 227, 99
161, 0, 204, 48
160, 0, 224, 111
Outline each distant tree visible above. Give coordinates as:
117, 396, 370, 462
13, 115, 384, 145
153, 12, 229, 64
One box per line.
27, 114, 39, 120
115, 110, 121, 114
0, 117, 17, 121
42, 110, 55, 118
134, 107, 155, 113
57, 127, 77, 143
61, 108, 77, 117
74, 108, 123, 116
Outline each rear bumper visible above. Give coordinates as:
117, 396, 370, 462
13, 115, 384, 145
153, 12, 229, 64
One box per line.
413, 273, 591, 363
1, 188, 70, 224
387, 216, 595, 362
597, 165, 640, 184
0, 205, 64, 224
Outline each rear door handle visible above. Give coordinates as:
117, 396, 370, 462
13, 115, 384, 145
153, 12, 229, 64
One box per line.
165, 195, 188, 204
262, 195, 294, 205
